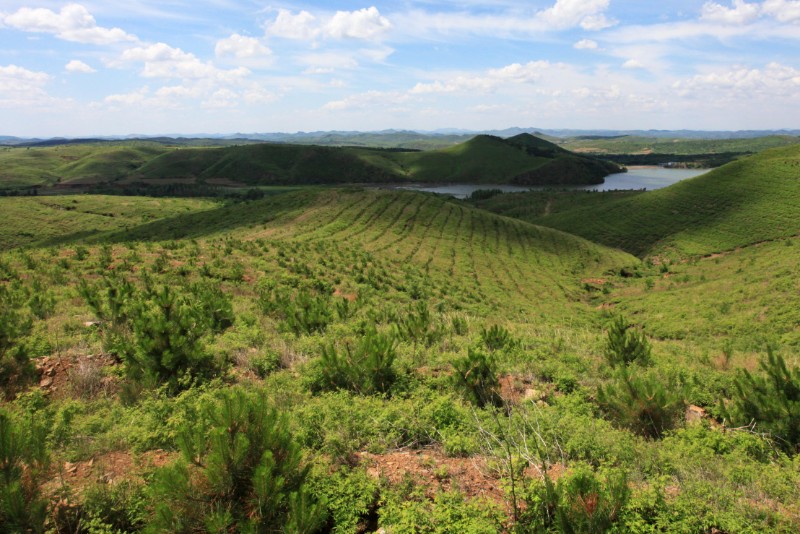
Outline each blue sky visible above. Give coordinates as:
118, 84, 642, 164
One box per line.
1, 1, 799, 136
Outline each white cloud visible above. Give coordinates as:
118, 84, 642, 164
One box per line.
215, 34, 273, 68
674, 62, 800, 97
3, 3, 137, 45
105, 86, 150, 107
65, 59, 96, 73
411, 61, 554, 95
266, 9, 319, 40
0, 64, 60, 108
266, 7, 392, 41
323, 90, 408, 111
701, 1, 761, 24
574, 39, 599, 49
761, 0, 800, 22
325, 7, 392, 40
622, 59, 645, 69
538, 0, 616, 30
203, 88, 238, 109
118, 43, 249, 82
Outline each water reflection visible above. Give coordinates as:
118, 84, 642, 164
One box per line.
394, 167, 709, 199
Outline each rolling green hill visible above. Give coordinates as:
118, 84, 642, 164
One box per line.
1, 182, 800, 531
483, 145, 800, 258
0, 134, 622, 191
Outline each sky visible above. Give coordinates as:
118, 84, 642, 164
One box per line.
0, 0, 799, 136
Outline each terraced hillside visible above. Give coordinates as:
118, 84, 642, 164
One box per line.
2, 185, 800, 532
491, 145, 800, 258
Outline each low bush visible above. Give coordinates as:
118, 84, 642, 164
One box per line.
313, 327, 398, 395
597, 368, 686, 439
520, 464, 630, 533
0, 409, 49, 532
452, 348, 502, 408
149, 387, 326, 532
721, 348, 800, 453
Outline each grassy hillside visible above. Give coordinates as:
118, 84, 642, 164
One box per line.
391, 134, 621, 185
487, 145, 800, 258
0, 195, 218, 250
0, 134, 623, 191
0, 144, 168, 188
1, 185, 799, 532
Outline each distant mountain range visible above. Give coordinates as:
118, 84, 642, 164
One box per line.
3, 128, 800, 147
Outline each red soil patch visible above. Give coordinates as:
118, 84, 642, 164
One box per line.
359, 447, 506, 504
36, 350, 119, 399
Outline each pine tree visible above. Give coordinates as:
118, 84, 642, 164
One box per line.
604, 316, 652, 368
722, 348, 800, 453
148, 388, 326, 533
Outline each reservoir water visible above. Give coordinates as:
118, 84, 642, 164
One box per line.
395, 167, 709, 199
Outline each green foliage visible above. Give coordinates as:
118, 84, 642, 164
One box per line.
81, 275, 232, 392
604, 316, 652, 368
520, 465, 630, 533
722, 349, 800, 453
0, 409, 49, 533
0, 282, 34, 396
380, 486, 503, 533
395, 301, 445, 347
480, 324, 514, 351
452, 348, 502, 408
597, 368, 686, 439
313, 327, 398, 395
308, 465, 378, 533
149, 387, 326, 533
261, 285, 334, 336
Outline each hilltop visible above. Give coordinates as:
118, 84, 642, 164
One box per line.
0, 134, 623, 192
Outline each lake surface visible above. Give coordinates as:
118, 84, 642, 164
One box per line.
395, 167, 709, 199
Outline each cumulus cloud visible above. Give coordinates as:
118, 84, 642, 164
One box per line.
761, 0, 800, 22
215, 34, 273, 68
674, 62, 800, 97
266, 9, 319, 40
326, 7, 392, 40
701, 1, 762, 24
117, 43, 249, 82
65, 59, 96, 73
701, 0, 800, 25
266, 6, 391, 41
538, 0, 616, 30
574, 39, 599, 49
2, 3, 137, 45
0, 64, 59, 108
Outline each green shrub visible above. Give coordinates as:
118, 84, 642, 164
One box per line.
0, 409, 49, 533
395, 301, 445, 347
597, 368, 686, 439
452, 348, 502, 408
722, 349, 800, 453
80, 275, 232, 393
0, 283, 34, 397
149, 387, 326, 533
520, 465, 630, 533
480, 324, 514, 351
604, 316, 652, 368
314, 327, 398, 395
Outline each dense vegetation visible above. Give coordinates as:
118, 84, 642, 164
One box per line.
1, 142, 799, 532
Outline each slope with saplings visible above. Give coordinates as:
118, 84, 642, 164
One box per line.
510, 145, 800, 258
